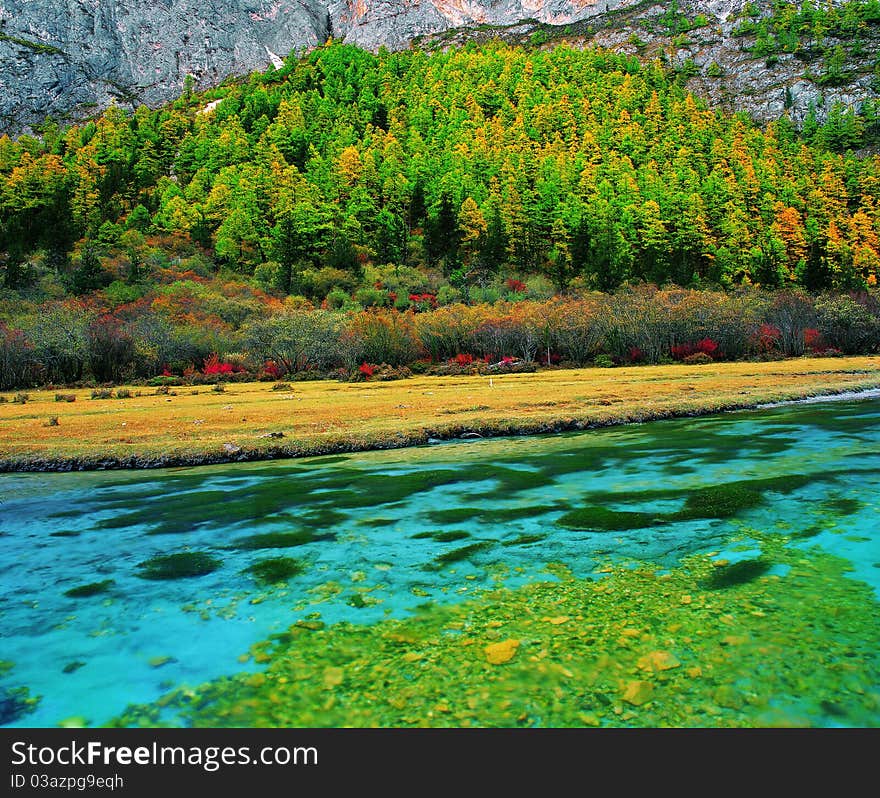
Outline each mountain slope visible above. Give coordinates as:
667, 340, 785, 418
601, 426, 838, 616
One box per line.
2, 1, 878, 133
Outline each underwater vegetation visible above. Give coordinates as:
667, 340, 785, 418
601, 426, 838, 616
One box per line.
559, 474, 821, 534
245, 557, 305, 586
557, 506, 661, 531
704, 559, 773, 589
675, 485, 764, 520
112, 536, 880, 729
429, 542, 495, 568
0, 686, 39, 725
228, 531, 331, 550
136, 552, 222, 580
63, 580, 114, 598
502, 533, 548, 546
411, 530, 471, 542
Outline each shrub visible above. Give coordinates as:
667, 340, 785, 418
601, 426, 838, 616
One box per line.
212, 382, 226, 393
408, 292, 438, 312
202, 353, 238, 376
0, 323, 40, 390
86, 315, 135, 383
325, 288, 350, 309
354, 287, 390, 308
242, 311, 343, 374
13, 392, 29, 404
371, 364, 413, 381
682, 352, 713, 365
115, 388, 133, 399
55, 394, 76, 402
472, 315, 539, 363
552, 299, 607, 365
594, 354, 614, 368
271, 382, 294, 391
146, 375, 183, 387
90, 389, 114, 399
803, 327, 824, 352
816, 294, 880, 354
753, 323, 781, 354
436, 285, 462, 305
341, 309, 419, 367
766, 290, 816, 356
261, 360, 283, 379
414, 303, 484, 361
671, 338, 720, 360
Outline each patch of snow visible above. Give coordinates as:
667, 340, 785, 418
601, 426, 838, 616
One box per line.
265, 46, 284, 70
198, 98, 223, 115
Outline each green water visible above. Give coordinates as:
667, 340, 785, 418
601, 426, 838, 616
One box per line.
1, 398, 879, 727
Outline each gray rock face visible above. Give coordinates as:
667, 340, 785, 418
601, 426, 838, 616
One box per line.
0, 1, 329, 131
328, 0, 640, 51
0, 0, 875, 134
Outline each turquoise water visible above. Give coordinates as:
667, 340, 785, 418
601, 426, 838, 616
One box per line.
1, 398, 879, 727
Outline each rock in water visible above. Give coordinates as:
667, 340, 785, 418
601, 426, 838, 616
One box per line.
621, 680, 654, 707
484, 638, 520, 665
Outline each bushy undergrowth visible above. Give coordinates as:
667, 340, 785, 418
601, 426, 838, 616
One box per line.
1, 286, 878, 390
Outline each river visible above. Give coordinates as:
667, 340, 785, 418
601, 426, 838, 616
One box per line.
1, 398, 878, 727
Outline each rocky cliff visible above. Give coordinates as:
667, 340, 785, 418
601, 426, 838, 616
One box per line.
1, 1, 876, 133
0, 1, 330, 132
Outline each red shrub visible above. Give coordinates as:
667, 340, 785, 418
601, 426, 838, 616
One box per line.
671, 338, 719, 361
451, 353, 474, 366
696, 338, 718, 356
359, 362, 376, 378
754, 324, 782, 353
408, 293, 438, 311
506, 279, 527, 294
628, 346, 645, 363
203, 353, 234, 375
804, 328, 824, 352
262, 360, 283, 379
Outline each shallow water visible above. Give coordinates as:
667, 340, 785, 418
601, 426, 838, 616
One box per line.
1, 399, 879, 727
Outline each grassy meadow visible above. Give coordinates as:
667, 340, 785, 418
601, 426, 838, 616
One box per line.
2, 356, 879, 470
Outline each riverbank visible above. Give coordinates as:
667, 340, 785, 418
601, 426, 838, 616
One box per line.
2, 356, 879, 472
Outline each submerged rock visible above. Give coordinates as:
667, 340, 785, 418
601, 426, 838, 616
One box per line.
484, 639, 520, 665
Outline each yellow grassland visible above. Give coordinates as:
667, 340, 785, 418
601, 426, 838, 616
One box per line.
1, 356, 879, 469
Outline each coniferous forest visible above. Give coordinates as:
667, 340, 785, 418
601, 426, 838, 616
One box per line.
2, 39, 880, 388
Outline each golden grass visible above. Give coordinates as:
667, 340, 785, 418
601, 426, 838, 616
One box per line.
1, 356, 879, 469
